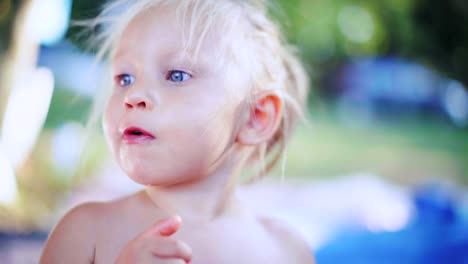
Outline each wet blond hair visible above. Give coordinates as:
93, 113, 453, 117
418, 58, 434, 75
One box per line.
84, 0, 309, 181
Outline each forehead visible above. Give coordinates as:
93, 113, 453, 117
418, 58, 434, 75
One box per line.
112, 5, 230, 63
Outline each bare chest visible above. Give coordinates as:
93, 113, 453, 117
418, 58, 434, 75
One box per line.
179, 226, 289, 264
93, 219, 290, 264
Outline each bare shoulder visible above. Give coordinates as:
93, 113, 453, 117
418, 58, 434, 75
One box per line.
39, 202, 109, 264
40, 193, 138, 264
259, 217, 315, 264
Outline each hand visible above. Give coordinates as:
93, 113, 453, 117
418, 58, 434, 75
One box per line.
115, 216, 192, 264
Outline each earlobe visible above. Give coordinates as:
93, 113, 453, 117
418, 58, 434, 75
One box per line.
237, 92, 283, 146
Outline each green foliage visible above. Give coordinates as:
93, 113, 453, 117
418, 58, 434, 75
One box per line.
410, 0, 468, 87
279, 0, 468, 88
44, 88, 92, 129
0, 0, 19, 54
65, 0, 106, 51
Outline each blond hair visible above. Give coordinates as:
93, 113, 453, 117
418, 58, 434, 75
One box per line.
83, 0, 309, 181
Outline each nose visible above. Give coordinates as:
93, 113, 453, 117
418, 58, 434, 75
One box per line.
124, 87, 155, 110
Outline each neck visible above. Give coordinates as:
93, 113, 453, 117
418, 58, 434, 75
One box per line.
144, 147, 250, 223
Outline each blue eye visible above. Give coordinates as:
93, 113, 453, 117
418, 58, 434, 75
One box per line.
166, 70, 191, 83
116, 74, 135, 87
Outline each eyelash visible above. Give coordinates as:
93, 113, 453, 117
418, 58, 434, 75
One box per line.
114, 70, 192, 87
165, 70, 192, 83
115, 74, 135, 87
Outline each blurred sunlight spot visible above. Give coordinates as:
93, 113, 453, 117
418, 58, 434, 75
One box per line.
1, 68, 54, 168
51, 122, 84, 176
338, 6, 374, 44
443, 80, 468, 127
339, 176, 412, 233
362, 196, 411, 232
24, 0, 72, 45
0, 143, 17, 205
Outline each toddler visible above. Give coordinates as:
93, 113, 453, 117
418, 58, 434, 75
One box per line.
40, 0, 313, 263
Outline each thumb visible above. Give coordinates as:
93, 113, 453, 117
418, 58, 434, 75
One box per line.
144, 216, 182, 238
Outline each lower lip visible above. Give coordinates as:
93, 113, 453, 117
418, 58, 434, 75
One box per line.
122, 134, 155, 144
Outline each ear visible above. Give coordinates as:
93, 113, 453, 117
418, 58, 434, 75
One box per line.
236, 91, 283, 146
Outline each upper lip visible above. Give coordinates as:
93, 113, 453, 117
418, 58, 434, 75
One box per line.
122, 126, 155, 138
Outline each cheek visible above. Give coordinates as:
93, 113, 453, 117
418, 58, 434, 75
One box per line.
102, 98, 122, 151
179, 103, 235, 156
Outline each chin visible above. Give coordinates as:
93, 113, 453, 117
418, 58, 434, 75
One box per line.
119, 156, 205, 186
125, 168, 181, 187
125, 168, 159, 185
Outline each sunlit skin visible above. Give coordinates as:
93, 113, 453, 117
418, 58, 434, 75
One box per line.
40, 6, 314, 264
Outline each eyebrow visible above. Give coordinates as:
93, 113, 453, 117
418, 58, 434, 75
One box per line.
112, 44, 215, 74
161, 48, 199, 61
159, 47, 213, 70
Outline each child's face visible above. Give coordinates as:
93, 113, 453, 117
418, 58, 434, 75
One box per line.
103, 7, 248, 186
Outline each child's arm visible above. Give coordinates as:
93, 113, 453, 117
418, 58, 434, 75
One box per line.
40, 203, 99, 264
260, 217, 316, 264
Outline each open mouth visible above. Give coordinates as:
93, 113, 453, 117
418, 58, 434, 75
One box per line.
122, 127, 155, 143
128, 130, 144, 136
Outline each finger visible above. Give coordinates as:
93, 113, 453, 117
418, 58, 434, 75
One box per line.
151, 237, 192, 263
143, 216, 182, 238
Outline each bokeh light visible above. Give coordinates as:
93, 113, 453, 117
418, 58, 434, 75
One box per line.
338, 6, 375, 44
0, 144, 17, 205
51, 122, 85, 176
443, 80, 468, 127
24, 0, 72, 45
1, 68, 54, 168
